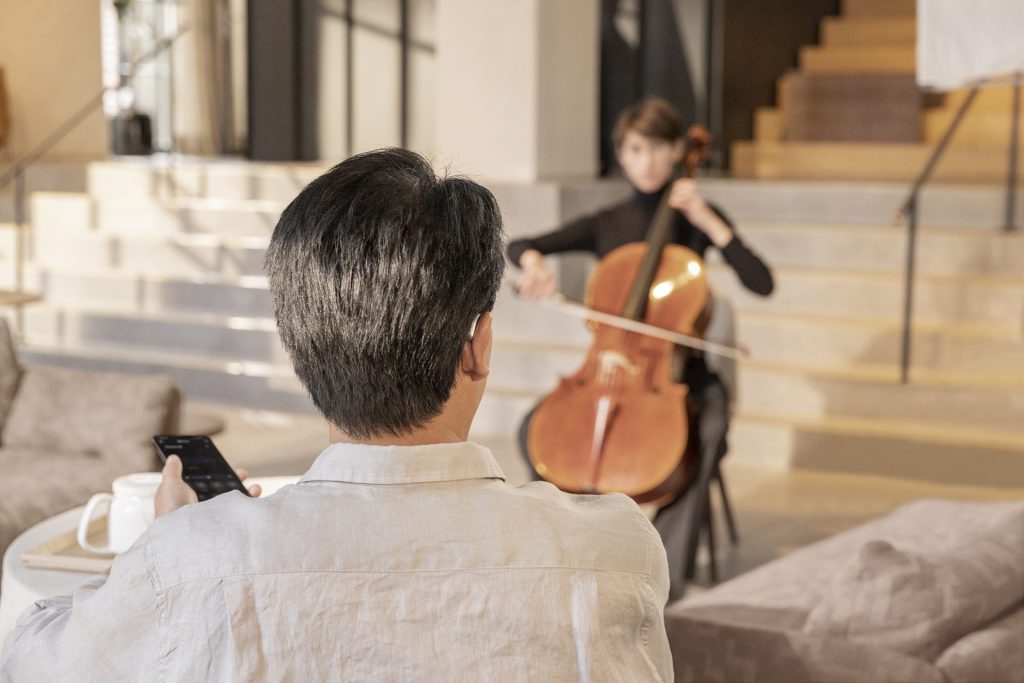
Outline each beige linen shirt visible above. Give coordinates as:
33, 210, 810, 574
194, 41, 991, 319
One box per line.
1, 441, 672, 682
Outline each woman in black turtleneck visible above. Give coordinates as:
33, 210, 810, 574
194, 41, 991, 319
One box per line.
507, 97, 773, 600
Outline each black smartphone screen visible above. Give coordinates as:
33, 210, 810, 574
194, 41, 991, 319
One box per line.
152, 435, 251, 502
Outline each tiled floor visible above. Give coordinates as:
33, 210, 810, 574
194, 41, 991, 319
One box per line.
204, 402, 1024, 589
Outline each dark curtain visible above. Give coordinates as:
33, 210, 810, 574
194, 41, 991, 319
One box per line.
600, 0, 698, 175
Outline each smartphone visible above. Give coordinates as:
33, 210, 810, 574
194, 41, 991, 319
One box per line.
152, 435, 251, 502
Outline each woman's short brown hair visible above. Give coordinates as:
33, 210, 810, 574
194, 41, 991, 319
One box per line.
612, 97, 685, 150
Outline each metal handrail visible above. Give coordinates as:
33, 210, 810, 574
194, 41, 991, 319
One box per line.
0, 25, 190, 332
893, 73, 1021, 385
0, 26, 190, 192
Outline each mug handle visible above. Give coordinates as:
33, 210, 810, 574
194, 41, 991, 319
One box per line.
77, 493, 115, 554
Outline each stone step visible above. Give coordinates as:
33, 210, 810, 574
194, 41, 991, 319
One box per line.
924, 108, 1024, 148
712, 265, 1024, 327
468, 389, 1024, 488
799, 45, 915, 74
54, 219, 1019, 284
0, 162, 89, 222
86, 158, 324, 202
17, 301, 587, 390
736, 362, 1024, 433
942, 86, 1023, 112
472, 345, 1024, 434
697, 178, 1017, 229
32, 230, 268, 278
31, 192, 285, 238
21, 307, 289, 364
0, 225, 19, 289
487, 340, 583, 394
16, 339, 555, 450
15, 337, 556, 441
736, 312, 1024, 374
494, 315, 1024, 387
18, 264, 1024, 353
753, 107, 783, 142
732, 222, 1024, 277
26, 215, 1024, 283
820, 17, 916, 46
18, 341, 315, 414
729, 413, 1024, 488
495, 313, 1023, 393
20, 325, 1023, 487
14, 275, 594, 350
731, 140, 1024, 185
21, 267, 274, 318
842, 0, 916, 18
36, 176, 1021, 241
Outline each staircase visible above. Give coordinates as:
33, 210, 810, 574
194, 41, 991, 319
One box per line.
9, 159, 1024, 489
733, 0, 1024, 184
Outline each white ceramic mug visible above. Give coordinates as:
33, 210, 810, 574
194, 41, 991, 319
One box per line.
77, 473, 162, 555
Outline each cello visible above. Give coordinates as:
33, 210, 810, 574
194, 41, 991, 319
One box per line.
526, 125, 714, 508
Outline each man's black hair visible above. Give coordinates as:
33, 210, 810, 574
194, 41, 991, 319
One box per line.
265, 148, 505, 438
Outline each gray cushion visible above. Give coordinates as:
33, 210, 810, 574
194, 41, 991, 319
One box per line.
0, 446, 132, 558
935, 605, 1024, 683
667, 608, 947, 683
802, 509, 1024, 660
0, 319, 23, 432
2, 365, 179, 469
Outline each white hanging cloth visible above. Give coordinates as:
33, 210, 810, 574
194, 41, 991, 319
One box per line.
917, 0, 1024, 90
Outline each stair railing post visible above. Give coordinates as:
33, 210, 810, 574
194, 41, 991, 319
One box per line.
895, 82, 982, 384
1005, 71, 1021, 232
13, 168, 25, 338
899, 193, 917, 385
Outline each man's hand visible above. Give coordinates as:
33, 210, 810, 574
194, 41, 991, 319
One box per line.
155, 455, 262, 518
515, 249, 556, 300
666, 178, 733, 248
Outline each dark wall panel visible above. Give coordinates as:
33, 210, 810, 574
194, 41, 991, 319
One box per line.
247, 0, 300, 160
721, 0, 841, 166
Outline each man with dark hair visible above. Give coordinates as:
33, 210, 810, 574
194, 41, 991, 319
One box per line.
2, 149, 672, 681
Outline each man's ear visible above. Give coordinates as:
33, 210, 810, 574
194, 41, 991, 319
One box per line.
461, 312, 492, 381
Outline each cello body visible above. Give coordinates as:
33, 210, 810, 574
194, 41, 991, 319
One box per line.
527, 242, 710, 507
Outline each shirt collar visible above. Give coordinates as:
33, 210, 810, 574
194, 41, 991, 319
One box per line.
299, 441, 507, 486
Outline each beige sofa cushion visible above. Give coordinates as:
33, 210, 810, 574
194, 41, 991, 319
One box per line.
935, 605, 1024, 683
0, 446, 129, 557
1, 365, 179, 468
667, 607, 946, 683
0, 319, 23, 431
668, 501, 1024, 682
802, 508, 1024, 660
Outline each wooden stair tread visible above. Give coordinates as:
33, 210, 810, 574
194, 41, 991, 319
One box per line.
732, 140, 1024, 183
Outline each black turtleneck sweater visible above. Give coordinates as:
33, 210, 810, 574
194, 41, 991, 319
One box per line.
507, 187, 774, 297
507, 186, 774, 392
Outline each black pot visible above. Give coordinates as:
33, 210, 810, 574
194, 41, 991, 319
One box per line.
111, 113, 153, 155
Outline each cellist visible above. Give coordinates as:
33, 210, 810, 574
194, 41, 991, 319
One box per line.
508, 97, 774, 598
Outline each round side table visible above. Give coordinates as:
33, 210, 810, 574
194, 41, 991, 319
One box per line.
0, 476, 298, 642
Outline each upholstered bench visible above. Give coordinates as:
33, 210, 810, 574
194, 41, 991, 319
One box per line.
666, 498, 1024, 683
0, 321, 181, 560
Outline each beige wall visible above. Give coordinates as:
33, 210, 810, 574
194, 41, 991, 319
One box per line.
435, 0, 598, 183
313, 0, 435, 161
435, 1, 538, 181
352, 0, 403, 154
0, 0, 108, 160
536, 0, 599, 180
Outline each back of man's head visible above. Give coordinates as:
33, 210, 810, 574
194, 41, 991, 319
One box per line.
265, 148, 505, 439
